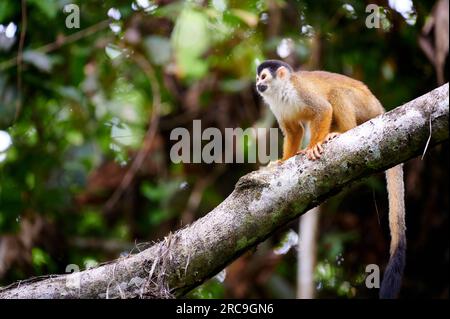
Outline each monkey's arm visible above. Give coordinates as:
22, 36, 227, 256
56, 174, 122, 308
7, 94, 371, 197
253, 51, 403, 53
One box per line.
281, 121, 304, 161
304, 102, 333, 160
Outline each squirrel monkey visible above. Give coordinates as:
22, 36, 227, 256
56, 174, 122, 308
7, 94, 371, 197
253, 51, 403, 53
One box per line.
256, 60, 406, 299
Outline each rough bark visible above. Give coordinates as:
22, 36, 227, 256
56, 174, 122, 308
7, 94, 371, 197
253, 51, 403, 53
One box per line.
0, 83, 448, 299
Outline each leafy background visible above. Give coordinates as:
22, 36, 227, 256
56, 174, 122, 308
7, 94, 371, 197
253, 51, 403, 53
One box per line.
0, 0, 448, 298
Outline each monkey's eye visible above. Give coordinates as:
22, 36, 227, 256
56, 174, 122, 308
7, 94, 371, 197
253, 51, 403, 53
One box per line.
261, 74, 266, 80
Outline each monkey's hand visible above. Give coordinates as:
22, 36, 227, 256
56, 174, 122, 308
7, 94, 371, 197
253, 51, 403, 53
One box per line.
300, 132, 341, 160
295, 146, 322, 160
305, 143, 324, 160
267, 159, 283, 167
324, 132, 340, 142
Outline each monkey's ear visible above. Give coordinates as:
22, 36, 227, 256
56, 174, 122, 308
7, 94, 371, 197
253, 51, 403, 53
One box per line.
276, 66, 289, 79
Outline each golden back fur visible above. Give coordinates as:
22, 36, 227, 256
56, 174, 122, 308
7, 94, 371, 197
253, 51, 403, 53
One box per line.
292, 70, 385, 128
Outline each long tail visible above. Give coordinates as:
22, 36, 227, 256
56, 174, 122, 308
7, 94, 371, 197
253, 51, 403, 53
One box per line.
379, 164, 406, 299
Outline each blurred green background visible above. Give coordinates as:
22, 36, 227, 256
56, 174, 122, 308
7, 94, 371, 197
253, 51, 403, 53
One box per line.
0, 0, 448, 298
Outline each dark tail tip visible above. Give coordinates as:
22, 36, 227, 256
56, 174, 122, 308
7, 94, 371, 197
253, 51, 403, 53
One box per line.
379, 239, 406, 299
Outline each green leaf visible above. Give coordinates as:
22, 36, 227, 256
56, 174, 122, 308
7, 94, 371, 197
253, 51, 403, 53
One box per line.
22, 51, 53, 73
28, 0, 59, 19
32, 247, 50, 267
141, 182, 165, 201
78, 210, 104, 234
148, 208, 169, 225
105, 44, 123, 60
171, 8, 210, 79
230, 9, 258, 27
0, 2, 15, 22
144, 36, 172, 66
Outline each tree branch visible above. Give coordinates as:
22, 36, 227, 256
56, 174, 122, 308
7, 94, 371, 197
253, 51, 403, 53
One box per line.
0, 83, 448, 299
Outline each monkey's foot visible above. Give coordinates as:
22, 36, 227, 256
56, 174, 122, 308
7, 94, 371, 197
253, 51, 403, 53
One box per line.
324, 132, 340, 142
295, 148, 319, 159
305, 143, 323, 160
267, 159, 283, 167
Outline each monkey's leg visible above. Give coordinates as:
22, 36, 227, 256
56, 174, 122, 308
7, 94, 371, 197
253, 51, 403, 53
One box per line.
329, 89, 357, 132
305, 107, 332, 160
318, 89, 358, 151
281, 122, 304, 161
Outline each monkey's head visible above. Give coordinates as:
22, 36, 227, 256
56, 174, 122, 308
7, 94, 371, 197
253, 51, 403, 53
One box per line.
256, 60, 293, 96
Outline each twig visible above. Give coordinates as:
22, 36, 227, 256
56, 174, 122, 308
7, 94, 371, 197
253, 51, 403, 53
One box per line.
372, 189, 380, 225
69, 237, 134, 253
421, 104, 434, 160
181, 164, 226, 224
0, 20, 110, 71
15, 0, 27, 120
105, 263, 118, 299
104, 52, 161, 212
184, 242, 191, 276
